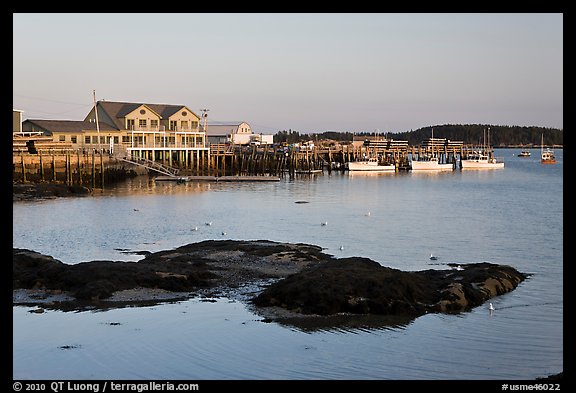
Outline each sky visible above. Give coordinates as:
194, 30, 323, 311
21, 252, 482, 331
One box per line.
13, 13, 563, 134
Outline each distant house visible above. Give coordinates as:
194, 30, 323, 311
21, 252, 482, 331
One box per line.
206, 122, 273, 145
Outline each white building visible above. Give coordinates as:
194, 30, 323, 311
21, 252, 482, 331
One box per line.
206, 122, 273, 145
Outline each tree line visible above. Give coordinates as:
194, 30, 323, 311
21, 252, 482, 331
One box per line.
273, 124, 563, 146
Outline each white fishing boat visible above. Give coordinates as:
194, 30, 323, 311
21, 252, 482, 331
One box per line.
347, 156, 395, 172
410, 156, 453, 171
411, 128, 454, 171
461, 127, 504, 169
461, 151, 504, 169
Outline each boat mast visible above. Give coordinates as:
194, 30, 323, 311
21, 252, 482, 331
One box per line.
487, 127, 490, 158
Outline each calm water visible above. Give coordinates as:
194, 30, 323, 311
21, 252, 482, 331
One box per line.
13, 148, 563, 380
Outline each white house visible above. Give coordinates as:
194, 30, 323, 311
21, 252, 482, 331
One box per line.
206, 122, 273, 145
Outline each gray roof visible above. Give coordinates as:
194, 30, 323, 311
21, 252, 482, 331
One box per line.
205, 123, 248, 136
96, 101, 199, 130
23, 119, 118, 134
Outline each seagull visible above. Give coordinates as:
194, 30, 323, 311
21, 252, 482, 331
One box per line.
489, 303, 495, 312
366, 211, 371, 217
429, 253, 438, 260
133, 208, 139, 212
221, 232, 227, 236
453, 265, 463, 271
321, 222, 328, 226
205, 222, 212, 226
339, 245, 344, 251
192, 227, 198, 231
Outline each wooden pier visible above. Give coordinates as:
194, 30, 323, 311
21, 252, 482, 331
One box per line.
13, 138, 501, 188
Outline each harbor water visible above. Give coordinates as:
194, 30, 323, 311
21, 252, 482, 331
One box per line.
13, 148, 563, 380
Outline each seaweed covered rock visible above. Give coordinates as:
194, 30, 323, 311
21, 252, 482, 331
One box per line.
14, 241, 527, 318
252, 258, 527, 316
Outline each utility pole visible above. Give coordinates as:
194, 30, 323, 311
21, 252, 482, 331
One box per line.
200, 109, 210, 133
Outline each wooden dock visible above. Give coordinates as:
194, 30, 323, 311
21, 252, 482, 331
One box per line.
13, 137, 501, 189
155, 175, 280, 182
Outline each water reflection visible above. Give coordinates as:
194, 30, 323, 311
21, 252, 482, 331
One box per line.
253, 308, 415, 333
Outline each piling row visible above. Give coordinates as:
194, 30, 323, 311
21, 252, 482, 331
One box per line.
13, 143, 494, 188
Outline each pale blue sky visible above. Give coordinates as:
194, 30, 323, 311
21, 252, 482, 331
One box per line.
13, 13, 563, 134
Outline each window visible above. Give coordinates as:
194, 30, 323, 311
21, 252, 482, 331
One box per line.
150, 119, 158, 130
71, 136, 77, 144
126, 119, 135, 130
92, 136, 99, 144
113, 136, 119, 144
191, 121, 198, 129
122, 135, 130, 143
170, 120, 177, 131
140, 109, 146, 115
181, 121, 188, 130
85, 136, 91, 144
139, 119, 147, 129
59, 135, 66, 142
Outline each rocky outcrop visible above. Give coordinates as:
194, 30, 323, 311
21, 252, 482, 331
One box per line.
12, 240, 327, 304
252, 258, 527, 316
14, 241, 527, 321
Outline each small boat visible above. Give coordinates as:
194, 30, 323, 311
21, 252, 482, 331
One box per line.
540, 134, 557, 164
347, 156, 395, 172
429, 253, 438, 261
518, 150, 531, 157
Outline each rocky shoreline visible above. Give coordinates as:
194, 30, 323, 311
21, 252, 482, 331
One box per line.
14, 240, 528, 327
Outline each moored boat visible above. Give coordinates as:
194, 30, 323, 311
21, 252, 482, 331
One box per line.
461, 151, 504, 169
411, 128, 454, 171
540, 134, 557, 164
410, 156, 453, 171
518, 150, 531, 157
461, 127, 504, 169
347, 156, 395, 172
541, 149, 556, 164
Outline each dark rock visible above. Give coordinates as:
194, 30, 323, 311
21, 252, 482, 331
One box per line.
253, 258, 527, 317
13, 183, 92, 200
14, 241, 527, 325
